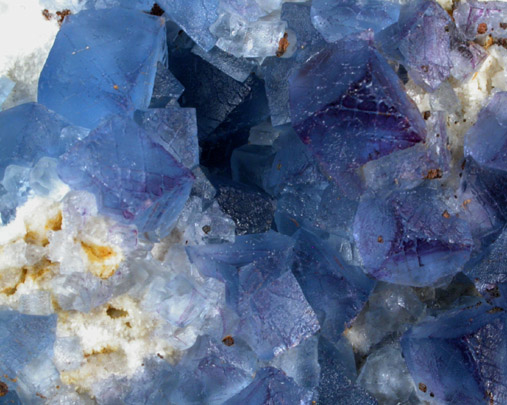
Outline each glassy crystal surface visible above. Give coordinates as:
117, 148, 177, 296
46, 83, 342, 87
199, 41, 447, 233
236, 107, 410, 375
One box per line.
311, 0, 401, 43
158, 0, 218, 51
289, 38, 426, 196
38, 7, 167, 128
402, 302, 507, 404
148, 62, 185, 108
353, 185, 473, 286
58, 115, 194, 238
465, 92, 507, 172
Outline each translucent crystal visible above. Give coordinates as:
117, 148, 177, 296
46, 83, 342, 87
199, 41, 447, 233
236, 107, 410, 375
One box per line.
289, 37, 426, 196
0, 76, 15, 110
465, 92, 507, 173
134, 106, 199, 170
148, 62, 185, 108
353, 185, 473, 286
311, 0, 401, 43
57, 115, 194, 238
38, 7, 167, 128
158, 0, 219, 51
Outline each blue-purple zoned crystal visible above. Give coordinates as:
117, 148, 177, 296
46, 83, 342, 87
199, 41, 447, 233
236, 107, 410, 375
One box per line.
289, 37, 426, 196
58, 115, 194, 238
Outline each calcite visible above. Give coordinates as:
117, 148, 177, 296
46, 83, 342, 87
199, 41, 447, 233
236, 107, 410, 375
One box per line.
289, 37, 426, 196
38, 7, 167, 128
57, 115, 194, 238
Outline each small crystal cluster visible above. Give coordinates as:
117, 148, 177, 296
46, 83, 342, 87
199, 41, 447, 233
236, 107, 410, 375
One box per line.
0, 0, 506, 404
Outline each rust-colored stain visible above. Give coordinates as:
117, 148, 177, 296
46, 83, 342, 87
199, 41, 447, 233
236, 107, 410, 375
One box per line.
442, 210, 451, 219
418, 382, 427, 393
222, 335, 235, 346
0, 381, 8, 397
377, 235, 384, 243
424, 168, 443, 180
83, 346, 116, 358
106, 306, 129, 319
2, 268, 27, 296
81, 242, 118, 279
276, 33, 290, 57
477, 23, 488, 34
46, 211, 63, 232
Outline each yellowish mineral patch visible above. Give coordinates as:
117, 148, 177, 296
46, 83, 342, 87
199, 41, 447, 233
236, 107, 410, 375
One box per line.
80, 241, 120, 279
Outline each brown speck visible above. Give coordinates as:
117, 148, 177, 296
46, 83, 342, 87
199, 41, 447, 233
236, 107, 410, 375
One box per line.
442, 210, 451, 219
487, 306, 504, 314
36, 393, 47, 399
157, 353, 164, 359
418, 383, 427, 393
276, 33, 290, 57
497, 38, 507, 49
202, 225, 211, 234
377, 236, 384, 243
56, 385, 60, 389
125, 321, 132, 328
0, 381, 8, 397
42, 9, 53, 21
113, 84, 119, 90
423, 111, 431, 120
55, 9, 71, 26
444, 25, 450, 32
430, 392, 435, 398
424, 169, 443, 180
289, 217, 300, 228
477, 23, 488, 34
150, 3, 165, 16
500, 22, 507, 29
421, 65, 429, 73
106, 306, 128, 319
463, 199, 472, 209
84, 346, 116, 358
222, 335, 234, 346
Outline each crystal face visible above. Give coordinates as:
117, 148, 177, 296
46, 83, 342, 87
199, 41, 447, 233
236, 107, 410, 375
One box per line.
38, 7, 167, 128
289, 37, 426, 196
1, 0, 507, 403
58, 115, 194, 238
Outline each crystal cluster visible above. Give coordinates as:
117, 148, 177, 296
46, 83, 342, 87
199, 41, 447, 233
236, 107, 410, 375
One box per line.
0, 0, 506, 404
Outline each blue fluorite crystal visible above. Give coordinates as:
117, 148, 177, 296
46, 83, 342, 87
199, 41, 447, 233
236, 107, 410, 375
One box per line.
465, 92, 507, 172
0, 310, 57, 400
292, 229, 375, 341
187, 231, 320, 359
289, 37, 426, 196
148, 62, 185, 108
134, 106, 199, 169
353, 185, 473, 286
0, 102, 75, 179
158, 0, 218, 51
311, 0, 401, 43
57, 115, 194, 238
224, 367, 313, 404
402, 301, 507, 404
38, 7, 167, 128
170, 335, 257, 404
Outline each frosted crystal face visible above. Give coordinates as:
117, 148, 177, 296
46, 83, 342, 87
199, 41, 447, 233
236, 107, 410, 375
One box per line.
353, 185, 473, 286
401, 300, 507, 404
289, 38, 426, 196
160, 0, 219, 51
38, 7, 167, 128
58, 115, 194, 238
311, 0, 401, 43
465, 92, 507, 173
